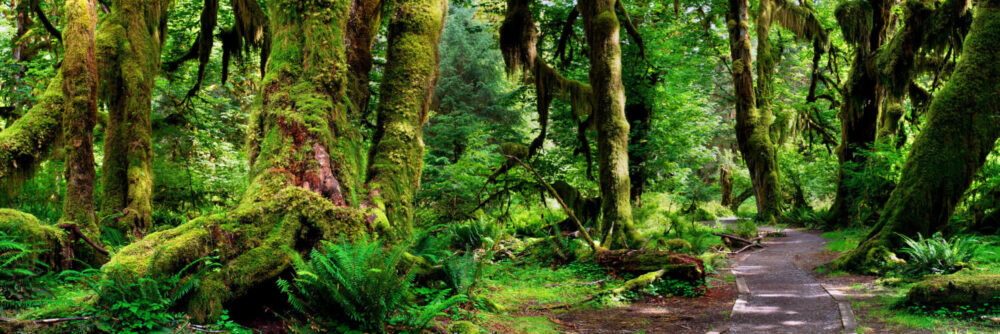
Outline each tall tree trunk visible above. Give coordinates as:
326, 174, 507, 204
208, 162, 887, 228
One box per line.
626, 74, 657, 204
579, 0, 642, 249
833, 0, 1000, 270
61, 0, 102, 263
828, 0, 893, 226
366, 0, 447, 237
99, 0, 447, 322
97, 0, 170, 236
727, 0, 781, 223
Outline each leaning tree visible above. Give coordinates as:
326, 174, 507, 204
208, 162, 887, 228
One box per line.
833, 0, 1000, 270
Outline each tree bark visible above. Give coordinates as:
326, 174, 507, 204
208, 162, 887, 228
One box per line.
579, 0, 642, 249
99, 0, 447, 322
97, 0, 170, 236
833, 0, 1000, 270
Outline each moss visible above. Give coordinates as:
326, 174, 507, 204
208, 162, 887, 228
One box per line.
612, 269, 664, 294
907, 274, 1000, 307
449, 320, 480, 334
0, 74, 64, 185
0, 209, 69, 269
664, 238, 693, 252
835, 1, 874, 46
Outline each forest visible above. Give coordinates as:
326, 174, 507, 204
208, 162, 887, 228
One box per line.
0, 0, 999, 332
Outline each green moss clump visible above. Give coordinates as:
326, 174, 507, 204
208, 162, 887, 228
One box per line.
449, 320, 480, 334
907, 274, 1000, 307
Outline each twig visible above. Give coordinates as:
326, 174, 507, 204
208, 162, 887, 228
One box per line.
730, 243, 764, 254
58, 223, 110, 255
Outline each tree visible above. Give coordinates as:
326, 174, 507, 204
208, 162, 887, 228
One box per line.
833, 0, 1000, 270
499, 0, 642, 248
98, 0, 448, 321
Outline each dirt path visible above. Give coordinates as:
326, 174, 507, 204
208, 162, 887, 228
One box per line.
727, 228, 848, 333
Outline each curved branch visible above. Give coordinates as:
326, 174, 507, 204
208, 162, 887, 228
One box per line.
31, 0, 61, 43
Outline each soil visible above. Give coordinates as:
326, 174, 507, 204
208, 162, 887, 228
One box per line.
550, 273, 737, 333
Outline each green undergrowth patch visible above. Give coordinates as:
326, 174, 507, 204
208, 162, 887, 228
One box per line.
478, 260, 617, 309
852, 290, 998, 333
822, 227, 869, 252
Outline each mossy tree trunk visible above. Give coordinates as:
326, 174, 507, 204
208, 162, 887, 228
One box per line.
833, 0, 1000, 270
579, 0, 642, 249
727, 0, 781, 223
100, 0, 447, 322
366, 0, 447, 237
96, 0, 170, 236
61, 0, 103, 263
828, 0, 893, 226
748, 0, 783, 222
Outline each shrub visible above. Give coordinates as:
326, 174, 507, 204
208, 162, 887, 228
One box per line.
898, 232, 983, 276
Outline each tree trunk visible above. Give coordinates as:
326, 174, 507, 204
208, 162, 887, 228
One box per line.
833, 0, 1000, 270
579, 0, 642, 249
720, 166, 734, 207
828, 0, 893, 226
366, 0, 447, 237
727, 0, 781, 223
99, 0, 447, 322
626, 75, 657, 204
96, 0, 170, 236
748, 0, 784, 222
61, 0, 102, 263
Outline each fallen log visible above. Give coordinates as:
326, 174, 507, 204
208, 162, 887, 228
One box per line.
711, 232, 763, 249
907, 274, 1000, 308
594, 249, 705, 282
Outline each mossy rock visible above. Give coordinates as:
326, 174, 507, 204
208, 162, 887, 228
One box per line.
449, 320, 480, 334
907, 274, 1000, 308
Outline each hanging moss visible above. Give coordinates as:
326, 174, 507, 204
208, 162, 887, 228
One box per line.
834, 0, 1000, 270
835, 1, 874, 47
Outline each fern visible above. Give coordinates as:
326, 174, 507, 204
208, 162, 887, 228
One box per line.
278, 238, 413, 332
443, 251, 486, 298
898, 232, 983, 276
